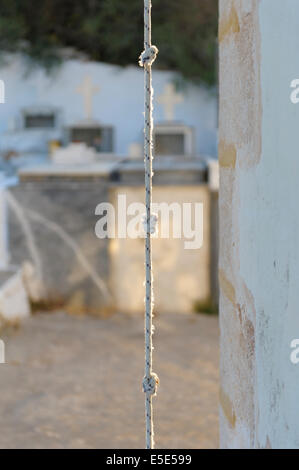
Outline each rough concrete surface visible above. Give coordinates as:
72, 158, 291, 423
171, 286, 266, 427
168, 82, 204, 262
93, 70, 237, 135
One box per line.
8, 178, 111, 314
0, 312, 218, 449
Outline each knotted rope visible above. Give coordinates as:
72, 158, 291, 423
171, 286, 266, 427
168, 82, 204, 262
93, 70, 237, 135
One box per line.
139, 0, 159, 450
142, 213, 158, 236
139, 46, 158, 68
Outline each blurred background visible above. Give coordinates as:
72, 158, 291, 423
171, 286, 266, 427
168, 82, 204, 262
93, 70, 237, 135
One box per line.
0, 0, 219, 449
0, 0, 217, 82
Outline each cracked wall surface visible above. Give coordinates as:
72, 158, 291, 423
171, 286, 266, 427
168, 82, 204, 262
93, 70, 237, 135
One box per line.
8, 176, 112, 315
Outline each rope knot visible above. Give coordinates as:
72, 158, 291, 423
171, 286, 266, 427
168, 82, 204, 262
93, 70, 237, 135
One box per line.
139, 46, 159, 68
143, 373, 159, 396
142, 213, 158, 236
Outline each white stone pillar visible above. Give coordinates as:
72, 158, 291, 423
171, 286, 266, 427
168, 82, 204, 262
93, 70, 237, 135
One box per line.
219, 0, 299, 449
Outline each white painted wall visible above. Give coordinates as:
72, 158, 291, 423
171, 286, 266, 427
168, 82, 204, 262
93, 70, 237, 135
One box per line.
0, 270, 30, 322
0, 54, 218, 158
220, 0, 299, 449
0, 175, 10, 268
0, 186, 8, 268
0, 175, 18, 269
254, 0, 299, 449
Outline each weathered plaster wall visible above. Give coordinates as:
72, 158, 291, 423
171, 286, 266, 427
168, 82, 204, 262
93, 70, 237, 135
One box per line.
220, 0, 299, 448
110, 185, 211, 314
8, 175, 112, 315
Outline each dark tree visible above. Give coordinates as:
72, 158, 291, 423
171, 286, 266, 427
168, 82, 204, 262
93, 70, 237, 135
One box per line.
0, 0, 218, 85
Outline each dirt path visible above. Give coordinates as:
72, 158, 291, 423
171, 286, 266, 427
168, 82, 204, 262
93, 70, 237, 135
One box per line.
0, 311, 219, 449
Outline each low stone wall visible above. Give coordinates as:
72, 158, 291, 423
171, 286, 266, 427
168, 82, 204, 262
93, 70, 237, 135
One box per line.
109, 185, 212, 314
6, 165, 218, 315
8, 171, 112, 315
0, 269, 30, 325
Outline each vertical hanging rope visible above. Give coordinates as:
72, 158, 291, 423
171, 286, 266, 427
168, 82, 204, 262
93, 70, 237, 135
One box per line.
139, 0, 159, 450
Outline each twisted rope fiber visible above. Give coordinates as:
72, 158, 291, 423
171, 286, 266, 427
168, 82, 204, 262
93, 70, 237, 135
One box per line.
139, 0, 159, 450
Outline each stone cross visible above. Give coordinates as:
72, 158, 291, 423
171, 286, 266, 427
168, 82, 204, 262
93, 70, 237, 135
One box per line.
76, 76, 100, 121
157, 83, 184, 121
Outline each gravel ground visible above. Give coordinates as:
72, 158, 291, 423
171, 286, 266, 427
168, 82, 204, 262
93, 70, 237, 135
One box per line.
0, 311, 219, 449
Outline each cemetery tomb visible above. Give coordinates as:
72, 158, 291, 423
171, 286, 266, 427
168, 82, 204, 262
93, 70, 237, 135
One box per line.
22, 106, 61, 130
154, 123, 195, 157
67, 125, 114, 153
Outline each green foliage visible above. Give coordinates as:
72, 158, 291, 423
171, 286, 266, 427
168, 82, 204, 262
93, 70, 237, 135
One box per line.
0, 0, 218, 84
